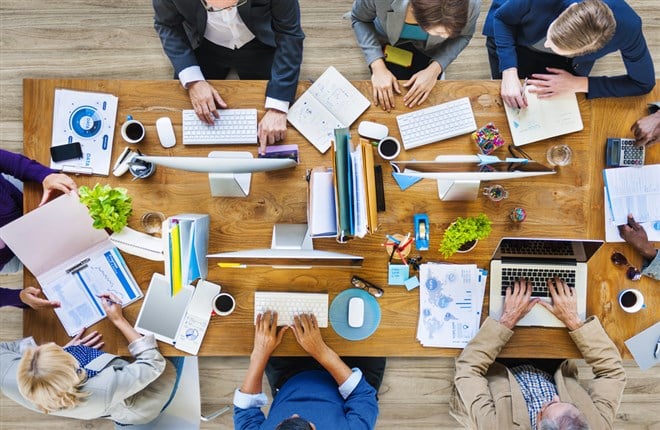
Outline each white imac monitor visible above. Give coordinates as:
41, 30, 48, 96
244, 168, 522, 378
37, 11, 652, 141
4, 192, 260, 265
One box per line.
391, 155, 555, 201
207, 224, 363, 269
135, 151, 297, 197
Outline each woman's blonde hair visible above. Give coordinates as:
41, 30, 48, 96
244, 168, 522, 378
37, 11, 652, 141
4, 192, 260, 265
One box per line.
549, 0, 616, 55
17, 343, 89, 413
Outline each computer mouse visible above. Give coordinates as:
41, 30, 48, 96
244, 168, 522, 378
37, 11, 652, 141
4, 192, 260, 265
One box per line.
156, 117, 176, 148
348, 297, 364, 328
358, 121, 389, 140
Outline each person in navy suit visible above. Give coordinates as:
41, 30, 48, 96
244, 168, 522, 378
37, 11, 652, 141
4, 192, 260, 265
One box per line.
483, 0, 655, 109
152, 0, 304, 153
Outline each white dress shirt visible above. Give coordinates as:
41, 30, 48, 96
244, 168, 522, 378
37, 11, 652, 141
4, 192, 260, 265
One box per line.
178, 9, 289, 112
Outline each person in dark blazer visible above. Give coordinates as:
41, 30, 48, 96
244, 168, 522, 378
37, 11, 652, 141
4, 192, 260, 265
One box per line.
152, 0, 304, 153
483, 0, 655, 109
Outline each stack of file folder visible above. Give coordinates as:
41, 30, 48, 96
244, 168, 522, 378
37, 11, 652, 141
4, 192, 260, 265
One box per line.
163, 214, 209, 296
416, 263, 487, 348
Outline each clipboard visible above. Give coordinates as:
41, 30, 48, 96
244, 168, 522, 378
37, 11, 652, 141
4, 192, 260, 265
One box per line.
0, 194, 142, 336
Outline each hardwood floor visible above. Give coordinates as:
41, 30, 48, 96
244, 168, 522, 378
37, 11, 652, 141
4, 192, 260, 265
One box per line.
1, 1, 659, 428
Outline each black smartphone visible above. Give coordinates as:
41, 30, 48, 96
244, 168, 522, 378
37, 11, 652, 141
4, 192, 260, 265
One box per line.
50, 142, 83, 162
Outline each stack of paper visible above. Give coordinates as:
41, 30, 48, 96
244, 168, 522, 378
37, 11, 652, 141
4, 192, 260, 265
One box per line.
163, 214, 209, 296
416, 263, 487, 348
603, 164, 660, 242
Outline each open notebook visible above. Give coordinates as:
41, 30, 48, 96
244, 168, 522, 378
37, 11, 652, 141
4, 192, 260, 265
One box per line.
504, 85, 583, 146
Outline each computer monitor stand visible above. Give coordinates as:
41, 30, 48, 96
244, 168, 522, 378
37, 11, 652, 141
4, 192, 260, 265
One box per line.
437, 179, 481, 201
271, 224, 313, 251
208, 151, 252, 197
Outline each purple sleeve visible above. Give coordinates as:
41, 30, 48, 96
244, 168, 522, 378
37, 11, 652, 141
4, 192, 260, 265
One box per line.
0, 288, 27, 308
0, 149, 55, 184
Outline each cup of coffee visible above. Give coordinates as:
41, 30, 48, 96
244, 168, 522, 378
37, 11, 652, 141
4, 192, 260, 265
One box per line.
377, 136, 401, 160
618, 288, 645, 313
121, 116, 145, 144
212, 292, 236, 316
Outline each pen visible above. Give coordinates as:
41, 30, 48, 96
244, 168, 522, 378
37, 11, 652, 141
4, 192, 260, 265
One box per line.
96, 295, 119, 306
521, 78, 528, 105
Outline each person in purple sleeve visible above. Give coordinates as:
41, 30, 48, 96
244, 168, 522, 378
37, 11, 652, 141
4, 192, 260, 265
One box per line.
0, 149, 77, 309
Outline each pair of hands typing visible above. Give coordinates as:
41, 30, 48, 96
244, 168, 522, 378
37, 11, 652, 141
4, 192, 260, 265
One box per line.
252, 311, 330, 362
188, 80, 286, 155
499, 277, 583, 331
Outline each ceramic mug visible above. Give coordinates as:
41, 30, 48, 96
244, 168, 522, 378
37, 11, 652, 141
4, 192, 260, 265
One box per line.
377, 136, 401, 160
618, 289, 645, 313
121, 115, 145, 144
212, 292, 236, 316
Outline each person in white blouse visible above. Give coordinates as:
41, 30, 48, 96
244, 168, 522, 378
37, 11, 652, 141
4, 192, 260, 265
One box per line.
153, 0, 304, 153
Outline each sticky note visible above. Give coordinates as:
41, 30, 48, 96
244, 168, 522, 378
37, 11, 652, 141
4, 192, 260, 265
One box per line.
404, 276, 420, 291
388, 264, 409, 285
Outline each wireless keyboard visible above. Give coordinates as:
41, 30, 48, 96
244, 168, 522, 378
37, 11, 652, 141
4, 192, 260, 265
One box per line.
396, 97, 477, 150
254, 291, 329, 328
182, 109, 258, 145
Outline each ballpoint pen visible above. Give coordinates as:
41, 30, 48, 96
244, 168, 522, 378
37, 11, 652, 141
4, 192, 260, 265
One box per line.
96, 295, 119, 306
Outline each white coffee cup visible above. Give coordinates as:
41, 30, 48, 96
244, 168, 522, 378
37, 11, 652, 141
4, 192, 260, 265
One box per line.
377, 136, 401, 160
120, 116, 145, 144
212, 292, 236, 316
618, 288, 645, 313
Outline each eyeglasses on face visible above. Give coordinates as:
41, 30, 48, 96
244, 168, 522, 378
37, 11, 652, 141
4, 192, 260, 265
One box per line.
200, 0, 247, 12
611, 251, 641, 281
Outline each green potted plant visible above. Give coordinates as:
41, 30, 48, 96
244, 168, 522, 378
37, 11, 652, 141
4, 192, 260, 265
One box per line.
78, 183, 133, 233
439, 213, 492, 258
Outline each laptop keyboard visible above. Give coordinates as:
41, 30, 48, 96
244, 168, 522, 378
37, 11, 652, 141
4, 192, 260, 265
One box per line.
500, 267, 576, 297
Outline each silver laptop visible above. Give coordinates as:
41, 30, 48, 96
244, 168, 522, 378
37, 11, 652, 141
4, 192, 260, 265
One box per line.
489, 238, 603, 327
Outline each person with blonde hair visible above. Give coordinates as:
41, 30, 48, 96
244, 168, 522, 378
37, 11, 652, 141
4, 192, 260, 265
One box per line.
483, 0, 655, 109
0, 293, 178, 425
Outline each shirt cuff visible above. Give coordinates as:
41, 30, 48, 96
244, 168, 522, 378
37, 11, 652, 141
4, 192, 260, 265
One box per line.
264, 97, 289, 114
641, 249, 660, 280
179, 66, 205, 89
338, 368, 363, 399
233, 388, 268, 409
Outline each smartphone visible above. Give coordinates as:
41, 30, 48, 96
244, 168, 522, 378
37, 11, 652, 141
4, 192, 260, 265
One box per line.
50, 142, 83, 162
384, 45, 413, 68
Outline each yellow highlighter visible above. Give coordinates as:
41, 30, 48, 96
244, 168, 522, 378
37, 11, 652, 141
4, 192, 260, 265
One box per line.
217, 262, 246, 268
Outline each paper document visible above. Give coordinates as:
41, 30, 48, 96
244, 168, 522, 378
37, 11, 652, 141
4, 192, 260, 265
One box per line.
307, 169, 337, 238
504, 86, 583, 146
51, 89, 119, 175
604, 188, 660, 242
288, 67, 370, 153
603, 164, 660, 226
416, 263, 487, 348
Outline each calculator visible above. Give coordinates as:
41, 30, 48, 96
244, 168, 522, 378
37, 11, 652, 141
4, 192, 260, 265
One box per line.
605, 137, 645, 167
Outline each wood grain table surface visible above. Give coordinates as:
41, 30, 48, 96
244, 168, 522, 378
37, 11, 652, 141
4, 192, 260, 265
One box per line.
21, 78, 659, 358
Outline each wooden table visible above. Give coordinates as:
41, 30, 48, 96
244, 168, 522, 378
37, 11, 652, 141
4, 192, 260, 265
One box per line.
22, 78, 659, 358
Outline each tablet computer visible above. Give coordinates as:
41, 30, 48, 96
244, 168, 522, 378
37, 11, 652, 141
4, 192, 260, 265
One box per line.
134, 273, 194, 345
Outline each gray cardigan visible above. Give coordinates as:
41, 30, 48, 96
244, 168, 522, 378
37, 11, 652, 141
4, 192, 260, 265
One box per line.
0, 334, 176, 425
351, 0, 481, 72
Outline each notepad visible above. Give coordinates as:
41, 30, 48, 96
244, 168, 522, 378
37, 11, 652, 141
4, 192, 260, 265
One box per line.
287, 66, 370, 153
504, 86, 583, 146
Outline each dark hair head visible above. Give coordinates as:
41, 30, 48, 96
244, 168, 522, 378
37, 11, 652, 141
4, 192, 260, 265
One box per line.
409, 0, 469, 37
275, 416, 314, 430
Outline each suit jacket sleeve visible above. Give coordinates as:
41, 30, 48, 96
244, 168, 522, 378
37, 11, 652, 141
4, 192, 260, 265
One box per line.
567, 316, 626, 428
351, 0, 385, 67
427, 0, 481, 71
453, 317, 514, 428
491, 0, 533, 72
264, 0, 304, 103
152, 0, 200, 76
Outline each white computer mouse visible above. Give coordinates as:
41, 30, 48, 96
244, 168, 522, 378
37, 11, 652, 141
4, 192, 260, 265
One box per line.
348, 297, 365, 328
357, 121, 389, 140
156, 117, 176, 148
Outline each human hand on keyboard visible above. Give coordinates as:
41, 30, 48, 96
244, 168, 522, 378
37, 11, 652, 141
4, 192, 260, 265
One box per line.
257, 109, 288, 154
499, 279, 540, 329
253, 311, 288, 359
402, 62, 442, 108
188, 80, 227, 125
291, 313, 329, 360
370, 59, 401, 112
538, 277, 584, 331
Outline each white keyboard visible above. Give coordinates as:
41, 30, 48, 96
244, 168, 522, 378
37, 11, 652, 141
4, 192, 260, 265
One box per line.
396, 97, 477, 150
182, 109, 258, 145
254, 291, 329, 328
